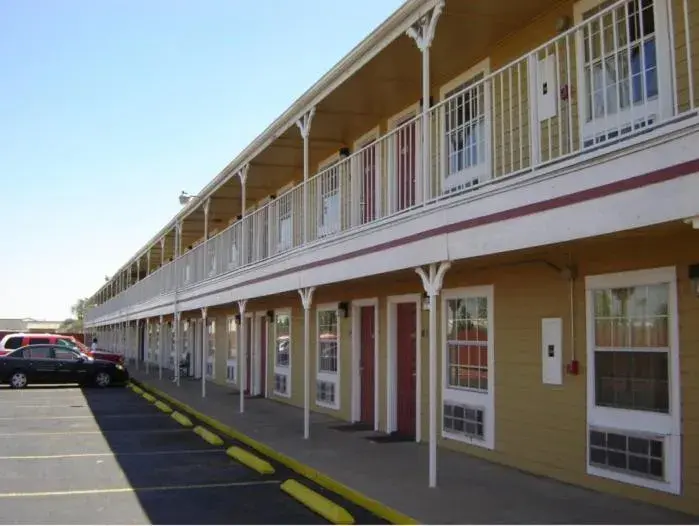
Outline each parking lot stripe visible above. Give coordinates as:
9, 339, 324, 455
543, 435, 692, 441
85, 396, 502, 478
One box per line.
0, 428, 191, 437
0, 480, 281, 498
0, 413, 159, 421
0, 448, 223, 460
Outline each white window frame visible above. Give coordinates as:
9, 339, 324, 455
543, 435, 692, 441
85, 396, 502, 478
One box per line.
585, 266, 681, 494
273, 308, 292, 398
206, 318, 215, 380
438, 58, 492, 192
275, 183, 295, 254
316, 303, 341, 410
225, 315, 237, 384
573, 0, 674, 148
441, 285, 495, 450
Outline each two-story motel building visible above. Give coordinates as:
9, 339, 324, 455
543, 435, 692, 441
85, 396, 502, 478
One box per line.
85, 0, 699, 515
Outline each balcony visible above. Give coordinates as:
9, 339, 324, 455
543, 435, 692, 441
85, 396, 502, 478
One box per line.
87, 0, 698, 325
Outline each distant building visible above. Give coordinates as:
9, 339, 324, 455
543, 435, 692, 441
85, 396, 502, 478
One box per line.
0, 318, 63, 333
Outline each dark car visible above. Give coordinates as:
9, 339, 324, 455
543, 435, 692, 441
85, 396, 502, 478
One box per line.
0, 344, 129, 389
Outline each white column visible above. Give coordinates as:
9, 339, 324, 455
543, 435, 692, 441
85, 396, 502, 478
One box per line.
407, 1, 444, 204
238, 300, 248, 413
203, 198, 210, 240
238, 165, 249, 265
158, 315, 164, 380
295, 108, 315, 244
147, 250, 151, 276
201, 307, 208, 398
298, 286, 315, 439
415, 261, 451, 489
160, 237, 165, 267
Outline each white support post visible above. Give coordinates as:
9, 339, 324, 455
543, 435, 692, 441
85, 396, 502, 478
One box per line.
158, 315, 164, 380
238, 300, 248, 413
136, 259, 141, 285
407, 1, 444, 204
147, 250, 151, 276
415, 261, 450, 489
160, 237, 165, 267
201, 307, 208, 398
238, 165, 249, 265
298, 286, 315, 439
295, 108, 315, 244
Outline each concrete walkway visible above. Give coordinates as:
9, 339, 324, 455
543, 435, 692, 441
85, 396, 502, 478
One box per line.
131, 367, 696, 524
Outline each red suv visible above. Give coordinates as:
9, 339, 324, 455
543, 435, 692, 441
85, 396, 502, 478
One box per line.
0, 333, 124, 364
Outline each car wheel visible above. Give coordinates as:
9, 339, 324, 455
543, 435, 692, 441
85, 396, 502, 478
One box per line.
95, 371, 112, 388
10, 371, 28, 389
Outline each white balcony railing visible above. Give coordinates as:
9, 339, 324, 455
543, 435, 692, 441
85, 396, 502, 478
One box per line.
87, 0, 697, 324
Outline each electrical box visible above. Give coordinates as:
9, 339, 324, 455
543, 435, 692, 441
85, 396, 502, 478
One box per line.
537, 55, 558, 122
541, 317, 563, 385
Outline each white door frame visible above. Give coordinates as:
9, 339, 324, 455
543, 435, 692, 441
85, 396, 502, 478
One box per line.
386, 293, 422, 441
243, 312, 254, 393
351, 298, 380, 429
193, 319, 202, 379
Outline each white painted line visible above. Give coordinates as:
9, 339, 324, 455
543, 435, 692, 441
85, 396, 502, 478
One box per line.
0, 413, 165, 421
0, 480, 281, 498
0, 448, 223, 460
0, 428, 191, 437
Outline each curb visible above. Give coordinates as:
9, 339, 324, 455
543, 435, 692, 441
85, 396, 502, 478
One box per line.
193, 425, 225, 446
131, 378, 419, 525
226, 446, 275, 475
281, 479, 355, 524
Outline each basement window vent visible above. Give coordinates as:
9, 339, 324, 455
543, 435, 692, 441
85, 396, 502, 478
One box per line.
316, 380, 336, 405
443, 402, 484, 439
274, 374, 288, 395
589, 428, 665, 480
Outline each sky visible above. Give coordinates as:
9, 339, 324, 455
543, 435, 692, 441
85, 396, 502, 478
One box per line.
0, 0, 405, 321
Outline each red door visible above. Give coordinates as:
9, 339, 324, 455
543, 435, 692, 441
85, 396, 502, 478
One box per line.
396, 118, 416, 212
245, 320, 252, 394
260, 318, 267, 397
396, 302, 417, 437
360, 305, 375, 425
361, 141, 376, 224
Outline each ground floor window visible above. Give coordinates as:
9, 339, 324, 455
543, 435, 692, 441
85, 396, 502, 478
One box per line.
316, 305, 340, 409
585, 266, 680, 494
226, 316, 237, 384
441, 285, 495, 450
206, 319, 215, 379
273, 310, 291, 398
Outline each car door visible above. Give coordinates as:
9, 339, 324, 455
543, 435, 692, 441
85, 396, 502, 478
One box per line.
26, 346, 58, 383
53, 346, 84, 383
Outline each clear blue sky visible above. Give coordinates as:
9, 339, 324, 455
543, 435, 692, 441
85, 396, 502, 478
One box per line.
0, 0, 404, 321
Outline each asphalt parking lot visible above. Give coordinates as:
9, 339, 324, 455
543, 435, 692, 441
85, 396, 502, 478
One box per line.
0, 385, 383, 524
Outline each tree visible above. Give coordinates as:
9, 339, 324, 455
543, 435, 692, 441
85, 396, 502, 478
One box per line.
59, 297, 94, 333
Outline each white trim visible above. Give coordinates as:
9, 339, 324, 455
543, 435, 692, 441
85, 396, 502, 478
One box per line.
351, 297, 380, 430
273, 308, 293, 398
584, 265, 681, 494
353, 126, 381, 150
387, 102, 422, 209
253, 312, 266, 396
243, 312, 254, 393
205, 317, 215, 380
352, 126, 383, 228
315, 302, 341, 410
441, 285, 495, 451
386, 293, 422, 440
438, 57, 492, 191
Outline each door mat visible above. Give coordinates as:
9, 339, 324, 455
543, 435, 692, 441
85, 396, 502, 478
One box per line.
330, 422, 374, 432
364, 433, 414, 443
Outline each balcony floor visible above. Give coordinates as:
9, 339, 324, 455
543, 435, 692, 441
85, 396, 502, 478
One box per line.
132, 367, 697, 524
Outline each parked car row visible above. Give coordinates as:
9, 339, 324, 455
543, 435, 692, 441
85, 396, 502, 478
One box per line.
0, 333, 129, 389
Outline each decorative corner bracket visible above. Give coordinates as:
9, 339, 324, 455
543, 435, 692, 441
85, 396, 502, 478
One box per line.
406, 1, 445, 52
295, 107, 316, 139
298, 287, 316, 310
415, 261, 451, 298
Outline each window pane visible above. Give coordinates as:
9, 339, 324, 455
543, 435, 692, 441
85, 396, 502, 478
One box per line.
595, 351, 668, 412
276, 313, 290, 367
227, 318, 237, 360
28, 347, 52, 359
318, 309, 338, 373
446, 296, 489, 392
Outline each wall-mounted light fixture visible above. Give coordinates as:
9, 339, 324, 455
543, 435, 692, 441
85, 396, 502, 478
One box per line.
266, 310, 274, 322
689, 264, 699, 297
422, 292, 430, 311
234, 314, 241, 325
338, 302, 350, 318
339, 147, 350, 158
